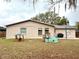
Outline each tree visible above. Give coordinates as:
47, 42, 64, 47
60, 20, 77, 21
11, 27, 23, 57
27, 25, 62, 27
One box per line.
76, 22, 79, 30
58, 16, 69, 25
5, 0, 77, 10
31, 11, 69, 25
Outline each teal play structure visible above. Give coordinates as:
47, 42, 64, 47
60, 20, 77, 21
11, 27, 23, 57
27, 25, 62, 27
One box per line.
45, 36, 59, 43
43, 34, 59, 43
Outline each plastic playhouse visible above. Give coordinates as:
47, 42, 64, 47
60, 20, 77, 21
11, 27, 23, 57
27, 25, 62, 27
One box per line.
43, 34, 59, 43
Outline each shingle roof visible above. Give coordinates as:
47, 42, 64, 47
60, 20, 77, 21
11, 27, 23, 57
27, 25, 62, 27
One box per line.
54, 25, 76, 29
6, 19, 76, 29
6, 20, 54, 27
76, 30, 79, 32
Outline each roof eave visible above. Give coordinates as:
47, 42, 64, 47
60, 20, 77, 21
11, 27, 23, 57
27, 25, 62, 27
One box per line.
6, 20, 54, 27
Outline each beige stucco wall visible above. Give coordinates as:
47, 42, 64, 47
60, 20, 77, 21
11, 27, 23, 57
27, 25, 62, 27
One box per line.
6, 21, 55, 39
55, 29, 76, 39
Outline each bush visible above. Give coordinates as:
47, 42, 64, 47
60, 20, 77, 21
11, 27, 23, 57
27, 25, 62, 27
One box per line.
57, 33, 64, 38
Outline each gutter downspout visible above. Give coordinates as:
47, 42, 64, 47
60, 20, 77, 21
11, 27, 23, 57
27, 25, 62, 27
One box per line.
65, 25, 67, 39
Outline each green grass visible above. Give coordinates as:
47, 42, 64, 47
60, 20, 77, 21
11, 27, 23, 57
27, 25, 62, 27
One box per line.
0, 39, 79, 59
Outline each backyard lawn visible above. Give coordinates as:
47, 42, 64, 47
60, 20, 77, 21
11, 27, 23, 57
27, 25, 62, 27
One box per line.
0, 39, 79, 59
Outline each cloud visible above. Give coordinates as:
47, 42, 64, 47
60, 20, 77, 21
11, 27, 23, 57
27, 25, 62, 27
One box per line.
0, 0, 78, 26
0, 0, 49, 26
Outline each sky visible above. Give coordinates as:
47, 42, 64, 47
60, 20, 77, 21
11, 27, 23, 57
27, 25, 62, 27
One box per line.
0, 0, 79, 27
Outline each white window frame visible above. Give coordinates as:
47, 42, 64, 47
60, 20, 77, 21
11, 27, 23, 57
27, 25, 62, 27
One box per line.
20, 28, 26, 34
38, 28, 42, 36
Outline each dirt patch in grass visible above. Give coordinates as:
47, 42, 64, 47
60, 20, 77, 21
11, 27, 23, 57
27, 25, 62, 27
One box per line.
0, 39, 79, 59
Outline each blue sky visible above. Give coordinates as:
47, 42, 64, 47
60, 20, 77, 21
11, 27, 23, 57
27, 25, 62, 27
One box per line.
0, 0, 79, 27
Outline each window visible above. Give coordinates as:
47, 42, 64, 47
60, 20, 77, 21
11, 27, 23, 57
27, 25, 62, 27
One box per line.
20, 28, 26, 34
45, 28, 49, 34
38, 28, 42, 36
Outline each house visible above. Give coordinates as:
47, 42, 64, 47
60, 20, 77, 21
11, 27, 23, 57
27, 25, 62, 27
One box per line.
6, 20, 76, 39
0, 26, 6, 37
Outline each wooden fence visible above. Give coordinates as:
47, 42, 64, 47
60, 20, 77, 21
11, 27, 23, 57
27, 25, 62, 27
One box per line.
0, 31, 6, 37
76, 32, 79, 38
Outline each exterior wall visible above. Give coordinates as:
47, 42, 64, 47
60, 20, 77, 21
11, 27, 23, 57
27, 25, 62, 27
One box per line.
55, 29, 76, 39
6, 21, 54, 39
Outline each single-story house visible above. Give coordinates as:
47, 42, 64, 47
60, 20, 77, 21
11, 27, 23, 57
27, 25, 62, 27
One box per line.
6, 20, 76, 39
